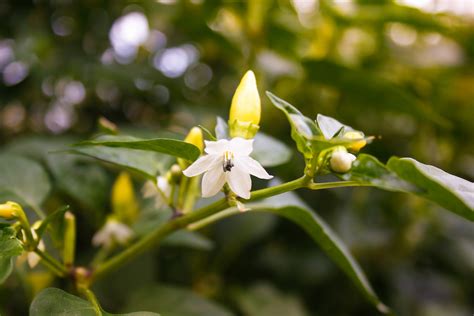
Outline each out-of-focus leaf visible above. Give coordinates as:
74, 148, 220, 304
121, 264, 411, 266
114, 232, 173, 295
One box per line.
75, 135, 200, 161
0, 154, 51, 211
162, 231, 214, 251
0, 257, 13, 284
69, 146, 171, 180
250, 204, 390, 314
0, 225, 23, 258
303, 60, 448, 125
266, 92, 321, 159
35, 206, 70, 239
234, 282, 309, 316
126, 285, 233, 316
0, 225, 23, 284
387, 157, 474, 221
253, 132, 292, 167
342, 155, 474, 221
30, 288, 159, 316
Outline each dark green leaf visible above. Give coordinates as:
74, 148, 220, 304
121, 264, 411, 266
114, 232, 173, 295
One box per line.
162, 231, 214, 251
0, 154, 51, 211
266, 91, 321, 159
74, 135, 200, 161
252, 132, 292, 167
30, 288, 159, 316
387, 157, 474, 221
126, 285, 233, 316
35, 205, 70, 239
0, 257, 13, 284
0, 225, 23, 258
341, 154, 415, 192
69, 146, 172, 180
249, 203, 390, 314
343, 155, 474, 221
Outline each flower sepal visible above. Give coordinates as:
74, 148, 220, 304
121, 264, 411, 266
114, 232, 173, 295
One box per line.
229, 119, 259, 139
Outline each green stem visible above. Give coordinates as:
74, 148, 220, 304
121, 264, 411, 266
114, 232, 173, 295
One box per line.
34, 248, 68, 277
308, 180, 372, 190
90, 176, 310, 284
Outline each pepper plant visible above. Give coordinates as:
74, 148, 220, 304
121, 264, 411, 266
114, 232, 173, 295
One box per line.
0, 71, 472, 315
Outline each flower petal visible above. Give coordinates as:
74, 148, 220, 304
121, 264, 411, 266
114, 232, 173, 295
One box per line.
204, 139, 229, 155
236, 156, 273, 179
228, 137, 254, 156
183, 154, 220, 177
227, 167, 251, 199
201, 166, 226, 197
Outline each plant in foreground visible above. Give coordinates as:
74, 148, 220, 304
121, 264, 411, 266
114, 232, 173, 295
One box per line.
1, 70, 473, 316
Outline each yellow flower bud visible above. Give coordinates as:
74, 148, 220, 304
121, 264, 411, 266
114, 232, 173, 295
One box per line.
184, 127, 204, 153
111, 172, 138, 224
229, 70, 261, 126
0, 201, 21, 220
178, 127, 204, 169
344, 131, 367, 152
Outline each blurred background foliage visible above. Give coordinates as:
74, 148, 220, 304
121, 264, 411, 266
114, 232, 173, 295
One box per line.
0, 0, 473, 315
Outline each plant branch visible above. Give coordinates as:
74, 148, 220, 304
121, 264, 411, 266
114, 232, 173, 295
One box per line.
34, 248, 68, 277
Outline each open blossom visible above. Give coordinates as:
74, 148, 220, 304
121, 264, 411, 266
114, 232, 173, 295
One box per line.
182, 137, 272, 199
92, 217, 133, 248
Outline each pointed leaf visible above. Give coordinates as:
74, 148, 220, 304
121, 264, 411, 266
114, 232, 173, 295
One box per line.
30, 288, 159, 316
74, 135, 200, 161
35, 205, 70, 239
266, 92, 321, 159
387, 157, 474, 221
0, 154, 51, 211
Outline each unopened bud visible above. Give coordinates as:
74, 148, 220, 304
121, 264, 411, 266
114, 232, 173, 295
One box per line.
0, 201, 21, 220
229, 70, 261, 139
169, 164, 182, 184
330, 149, 356, 173
179, 127, 204, 169
112, 172, 138, 224
343, 131, 366, 152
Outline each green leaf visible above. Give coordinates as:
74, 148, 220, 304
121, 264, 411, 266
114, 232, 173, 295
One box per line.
0, 224, 23, 258
233, 283, 309, 316
35, 205, 70, 239
342, 155, 474, 221
0, 257, 13, 284
341, 154, 415, 192
252, 133, 292, 167
30, 288, 159, 316
387, 157, 474, 221
162, 231, 214, 251
69, 146, 172, 180
266, 91, 321, 159
0, 154, 51, 211
75, 135, 200, 161
126, 285, 233, 316
249, 204, 390, 314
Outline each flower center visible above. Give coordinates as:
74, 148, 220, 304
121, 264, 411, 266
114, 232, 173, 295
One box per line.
223, 151, 234, 172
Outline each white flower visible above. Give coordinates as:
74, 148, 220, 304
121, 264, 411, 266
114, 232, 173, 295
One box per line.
142, 175, 171, 208
92, 217, 133, 248
330, 151, 356, 173
182, 137, 272, 199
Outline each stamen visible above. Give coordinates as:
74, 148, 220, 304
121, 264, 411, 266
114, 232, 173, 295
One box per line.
223, 151, 234, 172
